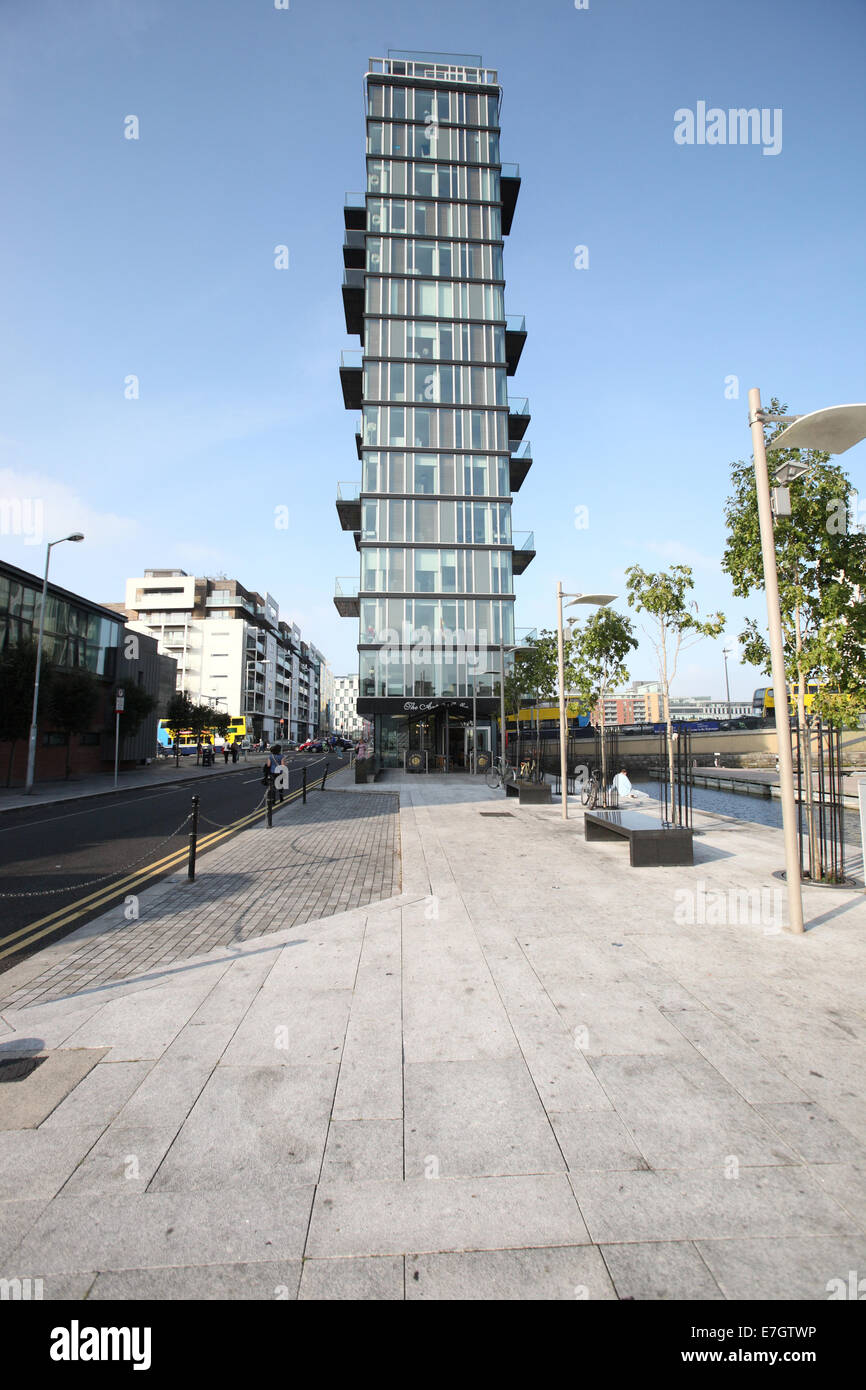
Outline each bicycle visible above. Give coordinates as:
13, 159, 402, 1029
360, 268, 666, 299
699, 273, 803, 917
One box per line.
486, 755, 517, 790
580, 767, 602, 808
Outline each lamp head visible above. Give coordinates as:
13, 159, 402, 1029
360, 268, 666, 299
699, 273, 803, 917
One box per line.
67, 533, 85, 543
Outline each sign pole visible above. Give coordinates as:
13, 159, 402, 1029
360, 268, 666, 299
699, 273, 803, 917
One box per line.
114, 687, 125, 789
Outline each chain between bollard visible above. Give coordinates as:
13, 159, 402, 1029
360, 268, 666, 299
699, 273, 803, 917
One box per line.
0, 812, 194, 898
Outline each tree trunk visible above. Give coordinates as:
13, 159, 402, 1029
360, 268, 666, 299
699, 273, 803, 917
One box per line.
661, 644, 677, 823
794, 603, 818, 878
599, 702, 608, 806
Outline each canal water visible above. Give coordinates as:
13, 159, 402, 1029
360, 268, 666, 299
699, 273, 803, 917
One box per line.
633, 778, 862, 843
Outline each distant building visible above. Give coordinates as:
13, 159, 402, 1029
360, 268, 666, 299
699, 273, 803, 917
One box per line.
0, 559, 175, 784
121, 571, 326, 743
333, 674, 364, 738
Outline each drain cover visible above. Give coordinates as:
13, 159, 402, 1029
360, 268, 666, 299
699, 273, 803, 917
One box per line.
0, 1056, 47, 1083
480, 811, 514, 817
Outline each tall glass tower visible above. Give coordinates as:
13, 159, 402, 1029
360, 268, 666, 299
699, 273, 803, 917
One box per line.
335, 51, 534, 770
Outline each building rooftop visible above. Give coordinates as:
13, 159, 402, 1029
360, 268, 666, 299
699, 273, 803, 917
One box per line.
369, 53, 498, 85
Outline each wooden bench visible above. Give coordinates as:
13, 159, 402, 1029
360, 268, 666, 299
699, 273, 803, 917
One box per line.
584, 809, 694, 866
506, 779, 552, 805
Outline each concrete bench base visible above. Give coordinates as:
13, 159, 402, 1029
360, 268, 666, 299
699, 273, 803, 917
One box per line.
506, 780, 552, 805
584, 809, 694, 866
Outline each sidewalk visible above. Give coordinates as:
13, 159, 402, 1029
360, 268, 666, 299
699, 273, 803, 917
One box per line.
1, 772, 864, 1300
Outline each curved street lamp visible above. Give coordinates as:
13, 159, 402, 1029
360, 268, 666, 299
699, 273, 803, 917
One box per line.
748, 390, 866, 933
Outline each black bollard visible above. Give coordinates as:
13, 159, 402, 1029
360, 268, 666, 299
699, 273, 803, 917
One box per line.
188, 795, 200, 881
322, 760, 329, 790
302, 766, 307, 804
267, 778, 275, 828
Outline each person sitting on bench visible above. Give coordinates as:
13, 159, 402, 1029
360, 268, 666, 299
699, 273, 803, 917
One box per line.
611, 767, 647, 802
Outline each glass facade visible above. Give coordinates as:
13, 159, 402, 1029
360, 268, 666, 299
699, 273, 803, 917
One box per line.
0, 568, 122, 675
337, 54, 529, 764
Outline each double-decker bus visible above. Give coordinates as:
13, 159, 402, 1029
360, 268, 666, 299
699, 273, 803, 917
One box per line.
157, 716, 252, 754
752, 683, 823, 721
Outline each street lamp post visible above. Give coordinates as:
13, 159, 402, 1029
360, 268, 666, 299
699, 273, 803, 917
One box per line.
723, 647, 732, 719
747, 391, 866, 934
556, 585, 618, 820
24, 533, 85, 794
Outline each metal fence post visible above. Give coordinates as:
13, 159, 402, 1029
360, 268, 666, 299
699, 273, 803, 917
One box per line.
302, 766, 307, 804
188, 795, 199, 881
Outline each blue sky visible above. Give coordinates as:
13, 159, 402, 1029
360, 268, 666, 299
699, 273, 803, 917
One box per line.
1, 0, 864, 699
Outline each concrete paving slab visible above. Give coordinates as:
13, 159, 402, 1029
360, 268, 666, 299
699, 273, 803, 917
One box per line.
61, 1125, 181, 1196
403, 1058, 564, 1179
320, 1119, 403, 1183
569, 1167, 861, 1244
38, 1059, 153, 1131
12, 1188, 316, 1272
148, 1064, 338, 1192
0, 1198, 50, 1263
0, 1048, 109, 1130
88, 1261, 303, 1300
298, 1255, 404, 1300
0, 1125, 106, 1202
600, 1241, 724, 1300
221, 989, 352, 1068
405, 1245, 617, 1300
549, 1110, 650, 1172
306, 1175, 590, 1257
756, 1102, 866, 1165
587, 1054, 799, 1170
696, 1234, 866, 1300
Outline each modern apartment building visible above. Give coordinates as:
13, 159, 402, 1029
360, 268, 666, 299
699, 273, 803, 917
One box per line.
333, 674, 365, 738
123, 571, 324, 744
334, 51, 534, 770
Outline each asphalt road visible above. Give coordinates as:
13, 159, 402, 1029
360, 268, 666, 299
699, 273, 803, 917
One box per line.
0, 751, 346, 974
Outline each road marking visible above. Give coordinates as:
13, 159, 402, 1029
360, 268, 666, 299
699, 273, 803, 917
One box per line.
0, 776, 326, 965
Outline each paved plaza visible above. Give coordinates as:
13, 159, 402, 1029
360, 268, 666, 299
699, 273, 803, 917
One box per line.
1, 766, 865, 1300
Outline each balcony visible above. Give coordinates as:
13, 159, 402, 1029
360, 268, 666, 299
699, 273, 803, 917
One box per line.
339, 350, 363, 410
336, 481, 361, 531
334, 577, 360, 617
509, 439, 533, 492
344, 191, 367, 233
512, 531, 536, 575
343, 228, 365, 269
505, 314, 526, 375
354, 418, 363, 460
507, 396, 530, 442
500, 163, 521, 236
342, 268, 364, 338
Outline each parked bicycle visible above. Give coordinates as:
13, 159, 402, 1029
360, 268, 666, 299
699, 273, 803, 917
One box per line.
580, 766, 602, 808
486, 755, 517, 790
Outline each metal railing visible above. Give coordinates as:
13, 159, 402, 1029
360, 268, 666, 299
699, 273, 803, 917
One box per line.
340, 350, 363, 369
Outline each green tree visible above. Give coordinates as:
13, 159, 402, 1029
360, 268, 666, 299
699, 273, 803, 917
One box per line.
0, 640, 52, 786
187, 702, 219, 761
209, 709, 231, 739
721, 397, 866, 874
46, 667, 101, 780
163, 691, 194, 767
570, 608, 639, 794
506, 629, 580, 747
625, 564, 725, 821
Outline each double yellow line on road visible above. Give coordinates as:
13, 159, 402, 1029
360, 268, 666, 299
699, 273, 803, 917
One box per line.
0, 774, 326, 967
